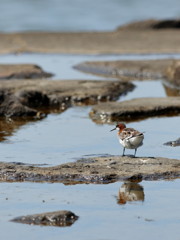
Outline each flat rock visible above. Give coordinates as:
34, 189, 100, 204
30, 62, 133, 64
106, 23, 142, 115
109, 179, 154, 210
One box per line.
0, 64, 53, 80
89, 97, 180, 123
11, 210, 78, 227
0, 79, 134, 118
0, 156, 179, 183
0, 21, 179, 54
164, 138, 180, 147
74, 59, 173, 80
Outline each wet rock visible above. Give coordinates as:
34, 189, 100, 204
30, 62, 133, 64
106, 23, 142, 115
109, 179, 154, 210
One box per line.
74, 59, 172, 80
15, 90, 50, 108
117, 19, 180, 30
164, 138, 180, 147
0, 156, 179, 183
165, 61, 180, 87
0, 64, 53, 80
0, 94, 38, 118
0, 80, 134, 118
89, 97, 180, 123
11, 210, 78, 227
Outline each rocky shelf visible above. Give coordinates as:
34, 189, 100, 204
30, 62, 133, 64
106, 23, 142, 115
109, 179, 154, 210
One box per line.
0, 19, 179, 55
0, 79, 134, 118
74, 59, 172, 80
90, 97, 180, 123
74, 59, 180, 88
0, 156, 180, 184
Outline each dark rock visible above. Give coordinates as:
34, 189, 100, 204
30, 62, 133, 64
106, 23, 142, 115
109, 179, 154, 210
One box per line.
164, 138, 180, 147
89, 97, 180, 123
15, 90, 50, 108
0, 94, 38, 118
0, 64, 53, 80
118, 19, 180, 30
11, 210, 78, 227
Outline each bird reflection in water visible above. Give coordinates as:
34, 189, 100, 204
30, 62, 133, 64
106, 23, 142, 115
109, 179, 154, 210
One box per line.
117, 182, 145, 205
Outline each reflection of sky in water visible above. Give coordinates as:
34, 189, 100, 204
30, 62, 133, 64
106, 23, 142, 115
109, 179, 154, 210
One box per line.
0, 0, 180, 32
1, 180, 180, 240
0, 54, 179, 165
0, 53, 180, 80
0, 107, 179, 165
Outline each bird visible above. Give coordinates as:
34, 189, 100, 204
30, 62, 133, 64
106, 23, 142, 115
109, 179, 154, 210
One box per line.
110, 123, 144, 157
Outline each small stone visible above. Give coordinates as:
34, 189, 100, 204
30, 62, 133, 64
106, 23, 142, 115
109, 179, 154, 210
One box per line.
10, 210, 79, 227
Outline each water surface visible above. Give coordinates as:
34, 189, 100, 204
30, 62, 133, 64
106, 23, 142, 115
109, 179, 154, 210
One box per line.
0, 54, 179, 240
0, 0, 179, 32
0, 180, 180, 240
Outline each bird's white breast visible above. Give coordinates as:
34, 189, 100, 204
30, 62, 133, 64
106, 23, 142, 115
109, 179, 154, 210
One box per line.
119, 135, 144, 149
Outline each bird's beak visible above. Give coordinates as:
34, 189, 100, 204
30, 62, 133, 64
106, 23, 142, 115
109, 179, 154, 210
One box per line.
110, 127, 116, 132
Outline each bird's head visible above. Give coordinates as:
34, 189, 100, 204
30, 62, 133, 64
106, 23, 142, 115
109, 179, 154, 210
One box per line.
110, 123, 126, 132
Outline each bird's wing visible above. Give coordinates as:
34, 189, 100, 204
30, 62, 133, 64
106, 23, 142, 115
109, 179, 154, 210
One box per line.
120, 128, 144, 140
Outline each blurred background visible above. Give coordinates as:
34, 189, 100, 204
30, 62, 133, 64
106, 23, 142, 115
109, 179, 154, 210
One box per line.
0, 0, 179, 32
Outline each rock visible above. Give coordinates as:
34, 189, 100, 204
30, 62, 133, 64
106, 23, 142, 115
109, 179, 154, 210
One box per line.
0, 27, 180, 54
15, 90, 50, 108
89, 97, 180, 123
74, 59, 173, 80
165, 61, 180, 86
117, 19, 180, 30
164, 138, 180, 147
163, 84, 180, 97
11, 210, 78, 227
0, 94, 38, 118
0, 79, 134, 118
0, 156, 179, 183
0, 64, 53, 80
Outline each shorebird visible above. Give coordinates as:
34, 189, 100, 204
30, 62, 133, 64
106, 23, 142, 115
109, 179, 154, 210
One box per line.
111, 123, 144, 157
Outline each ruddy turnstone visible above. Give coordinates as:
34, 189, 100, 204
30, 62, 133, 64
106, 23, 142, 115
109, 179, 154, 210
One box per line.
111, 123, 144, 157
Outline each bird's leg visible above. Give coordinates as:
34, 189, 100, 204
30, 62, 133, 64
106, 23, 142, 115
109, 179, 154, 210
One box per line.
134, 148, 137, 157
122, 147, 125, 157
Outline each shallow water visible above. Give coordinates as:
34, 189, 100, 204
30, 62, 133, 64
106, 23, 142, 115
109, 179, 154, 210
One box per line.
0, 0, 179, 238
0, 52, 179, 240
0, 53, 179, 165
0, 0, 180, 32
0, 180, 180, 240
0, 106, 180, 166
